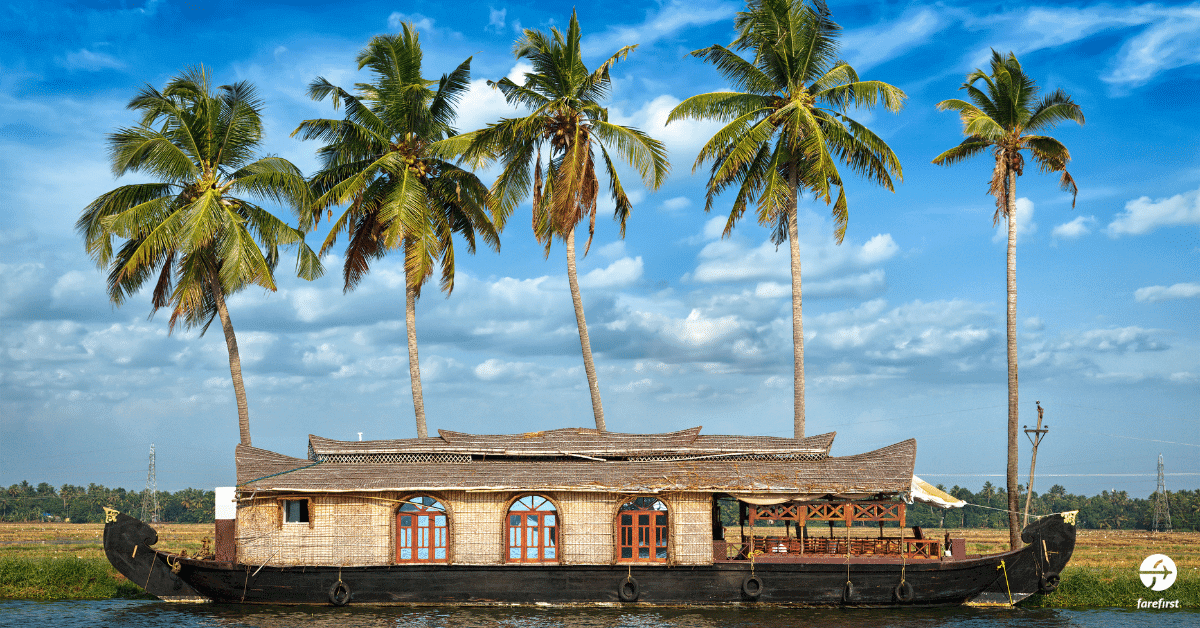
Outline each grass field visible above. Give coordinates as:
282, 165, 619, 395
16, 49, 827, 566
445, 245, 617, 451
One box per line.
1, 522, 1196, 605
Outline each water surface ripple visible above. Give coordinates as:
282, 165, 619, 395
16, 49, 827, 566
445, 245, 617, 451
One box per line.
0, 601, 1194, 628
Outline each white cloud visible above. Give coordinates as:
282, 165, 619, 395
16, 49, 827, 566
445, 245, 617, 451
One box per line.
627, 308, 744, 348
580, 257, 644, 289
842, 7, 945, 71
992, 197, 1036, 243
1103, 8, 1200, 86
582, 0, 737, 56
859, 234, 900, 264
1107, 186, 1200, 236
289, 287, 341, 324
1135, 282, 1200, 303
1055, 326, 1168, 353
1051, 215, 1095, 239
962, 5, 1200, 87
611, 377, 664, 394
473, 358, 538, 381
452, 63, 533, 134
809, 299, 995, 362
61, 48, 124, 72
804, 269, 886, 298
487, 8, 506, 31
690, 216, 899, 288
594, 241, 627, 259
754, 282, 788, 299
388, 12, 436, 33
661, 196, 691, 213
611, 94, 724, 169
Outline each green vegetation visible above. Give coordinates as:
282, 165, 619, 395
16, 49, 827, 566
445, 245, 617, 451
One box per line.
0, 557, 150, 600
905, 484, 1200, 532
461, 10, 670, 432
1023, 565, 1200, 608
294, 26, 499, 440
932, 50, 1085, 550
667, 0, 904, 440
76, 67, 322, 449
1, 482, 214, 523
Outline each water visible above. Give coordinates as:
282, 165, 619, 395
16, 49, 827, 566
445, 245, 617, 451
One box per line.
0, 602, 1195, 628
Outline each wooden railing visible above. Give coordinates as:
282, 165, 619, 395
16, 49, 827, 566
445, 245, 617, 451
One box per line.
748, 501, 906, 527
714, 536, 942, 561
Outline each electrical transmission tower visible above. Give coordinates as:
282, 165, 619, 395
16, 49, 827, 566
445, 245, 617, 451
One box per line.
1152, 454, 1172, 533
140, 444, 159, 523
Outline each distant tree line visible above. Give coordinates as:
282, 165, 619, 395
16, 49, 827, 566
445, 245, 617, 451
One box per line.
905, 483, 1198, 531
6, 480, 1196, 531
1, 481, 214, 523
715, 482, 1198, 532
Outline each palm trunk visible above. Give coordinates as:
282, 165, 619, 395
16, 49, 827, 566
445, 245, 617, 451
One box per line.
787, 169, 805, 439
405, 272, 428, 439
208, 273, 251, 447
1005, 169, 1021, 550
566, 226, 606, 432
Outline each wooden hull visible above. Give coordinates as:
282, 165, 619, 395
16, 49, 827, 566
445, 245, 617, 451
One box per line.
103, 512, 1075, 606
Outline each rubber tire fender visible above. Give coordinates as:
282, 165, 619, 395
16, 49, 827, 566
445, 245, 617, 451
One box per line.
329, 580, 351, 606
1039, 572, 1060, 594
841, 581, 855, 604
741, 574, 764, 599
894, 580, 914, 603
618, 576, 639, 602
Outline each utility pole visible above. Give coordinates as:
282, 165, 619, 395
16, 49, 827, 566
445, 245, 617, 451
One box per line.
1152, 454, 1173, 533
140, 444, 159, 523
1022, 402, 1049, 527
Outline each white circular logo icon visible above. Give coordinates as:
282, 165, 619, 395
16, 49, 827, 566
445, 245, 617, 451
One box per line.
1139, 554, 1176, 591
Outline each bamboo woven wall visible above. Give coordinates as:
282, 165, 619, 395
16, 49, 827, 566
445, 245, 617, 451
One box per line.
443, 491, 503, 565
558, 491, 615, 565
235, 490, 714, 567
236, 493, 396, 566
669, 492, 713, 566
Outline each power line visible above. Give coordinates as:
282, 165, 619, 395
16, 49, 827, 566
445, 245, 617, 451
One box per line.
1058, 403, 1195, 423
1076, 431, 1198, 448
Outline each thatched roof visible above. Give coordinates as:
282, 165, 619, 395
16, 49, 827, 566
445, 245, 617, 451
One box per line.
237, 433, 915, 497
307, 427, 836, 460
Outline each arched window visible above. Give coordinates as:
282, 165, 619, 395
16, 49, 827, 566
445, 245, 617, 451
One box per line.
618, 497, 668, 562
507, 495, 558, 563
396, 496, 448, 563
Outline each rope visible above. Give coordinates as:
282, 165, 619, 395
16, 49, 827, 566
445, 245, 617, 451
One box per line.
997, 559, 1014, 605
237, 461, 322, 488
844, 523, 851, 588
963, 503, 1075, 519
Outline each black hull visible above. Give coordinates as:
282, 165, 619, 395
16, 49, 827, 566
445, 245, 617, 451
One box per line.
102, 512, 204, 601
104, 514, 1075, 607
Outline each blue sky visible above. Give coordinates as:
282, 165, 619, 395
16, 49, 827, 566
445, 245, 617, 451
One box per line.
2, 0, 1197, 497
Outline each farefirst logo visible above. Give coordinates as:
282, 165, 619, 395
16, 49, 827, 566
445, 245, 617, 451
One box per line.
1136, 598, 1181, 609
1135, 554, 1180, 610
1140, 554, 1177, 591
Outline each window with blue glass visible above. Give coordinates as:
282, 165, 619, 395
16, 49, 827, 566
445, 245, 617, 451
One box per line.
395, 496, 448, 563
618, 497, 668, 562
506, 495, 558, 563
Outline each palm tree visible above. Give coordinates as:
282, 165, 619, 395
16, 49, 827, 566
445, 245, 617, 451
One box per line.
933, 50, 1084, 549
293, 27, 499, 439
461, 11, 669, 432
77, 67, 321, 447
667, 0, 904, 439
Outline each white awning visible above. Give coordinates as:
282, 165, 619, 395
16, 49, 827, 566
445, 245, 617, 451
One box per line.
908, 475, 966, 509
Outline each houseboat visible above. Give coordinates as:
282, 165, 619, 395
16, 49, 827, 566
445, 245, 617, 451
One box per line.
103, 427, 1075, 606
